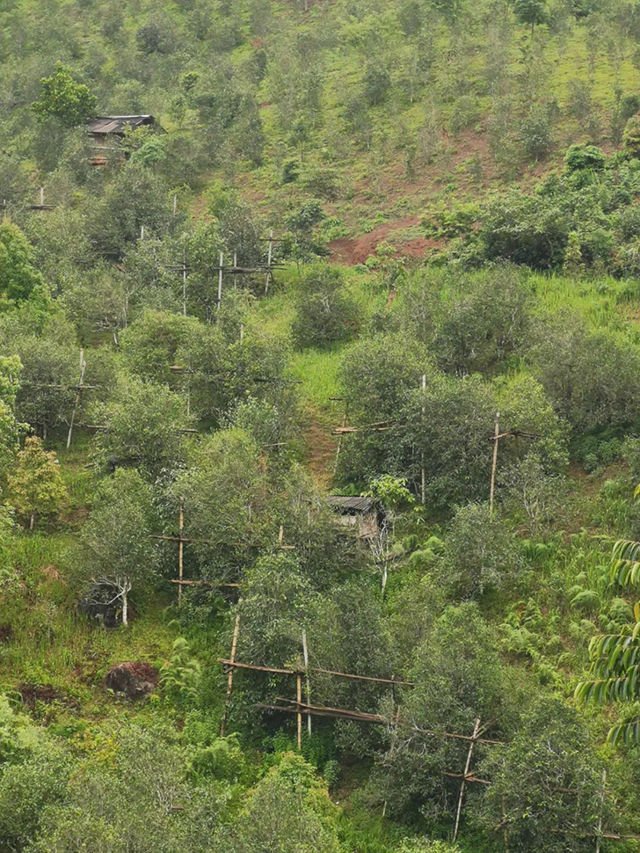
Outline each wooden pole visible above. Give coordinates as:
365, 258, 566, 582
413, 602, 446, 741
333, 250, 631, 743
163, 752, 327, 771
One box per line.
265, 229, 273, 294
296, 672, 303, 749
66, 349, 86, 449
489, 413, 500, 516
453, 718, 481, 842
595, 770, 606, 853
278, 524, 284, 546
233, 251, 237, 290
218, 252, 223, 309
140, 224, 145, 240
334, 400, 349, 472
421, 373, 426, 505
178, 498, 184, 606
502, 795, 509, 852
302, 630, 311, 735
182, 246, 187, 316
173, 193, 177, 216
39, 186, 44, 206
220, 608, 241, 736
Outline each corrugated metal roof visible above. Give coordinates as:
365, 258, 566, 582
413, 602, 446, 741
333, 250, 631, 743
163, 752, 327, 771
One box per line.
87, 115, 155, 135
327, 495, 376, 513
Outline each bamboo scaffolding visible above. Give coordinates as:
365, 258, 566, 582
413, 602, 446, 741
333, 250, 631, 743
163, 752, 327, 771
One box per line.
218, 658, 415, 686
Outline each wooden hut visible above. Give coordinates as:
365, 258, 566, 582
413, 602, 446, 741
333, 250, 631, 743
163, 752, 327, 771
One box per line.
326, 495, 383, 539
86, 115, 159, 165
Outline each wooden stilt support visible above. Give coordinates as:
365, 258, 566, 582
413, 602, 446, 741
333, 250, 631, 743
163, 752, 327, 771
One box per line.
453, 718, 481, 842
220, 609, 241, 736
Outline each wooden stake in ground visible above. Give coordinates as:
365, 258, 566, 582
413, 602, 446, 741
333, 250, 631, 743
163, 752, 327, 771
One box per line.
302, 630, 311, 735
66, 349, 86, 449
220, 608, 241, 736
453, 717, 482, 842
296, 672, 303, 749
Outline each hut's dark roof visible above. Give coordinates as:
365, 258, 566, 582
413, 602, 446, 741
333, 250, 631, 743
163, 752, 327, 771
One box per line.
327, 495, 376, 513
87, 115, 156, 135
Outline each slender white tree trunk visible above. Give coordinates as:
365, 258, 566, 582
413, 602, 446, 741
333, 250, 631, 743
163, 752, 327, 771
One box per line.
122, 585, 129, 626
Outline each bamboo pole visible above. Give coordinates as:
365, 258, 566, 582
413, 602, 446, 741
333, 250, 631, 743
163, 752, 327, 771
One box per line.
220, 609, 241, 736
66, 349, 86, 449
302, 630, 311, 735
489, 413, 500, 516
178, 498, 184, 606
421, 373, 426, 505
595, 770, 606, 853
296, 673, 303, 749
182, 246, 187, 316
265, 229, 273, 294
453, 718, 481, 841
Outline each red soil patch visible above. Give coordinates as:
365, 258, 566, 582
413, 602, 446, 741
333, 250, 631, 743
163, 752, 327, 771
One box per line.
329, 215, 441, 264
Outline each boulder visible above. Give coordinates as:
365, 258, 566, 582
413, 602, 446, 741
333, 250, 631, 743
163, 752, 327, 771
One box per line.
104, 661, 159, 700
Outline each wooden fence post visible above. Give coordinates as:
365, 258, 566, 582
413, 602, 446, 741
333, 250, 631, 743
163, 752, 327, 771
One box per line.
453, 717, 481, 842
220, 608, 241, 736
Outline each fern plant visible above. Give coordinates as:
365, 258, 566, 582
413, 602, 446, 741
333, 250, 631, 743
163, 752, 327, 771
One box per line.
160, 637, 202, 706
576, 526, 640, 743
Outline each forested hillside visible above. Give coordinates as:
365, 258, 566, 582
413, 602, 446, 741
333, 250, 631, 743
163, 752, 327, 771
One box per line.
5, 0, 640, 850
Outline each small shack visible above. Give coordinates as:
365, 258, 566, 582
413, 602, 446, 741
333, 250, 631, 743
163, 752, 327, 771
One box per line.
326, 495, 383, 539
86, 115, 159, 165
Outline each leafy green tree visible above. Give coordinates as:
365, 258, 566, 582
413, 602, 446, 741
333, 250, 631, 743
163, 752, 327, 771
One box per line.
90, 375, 192, 478
372, 603, 514, 818
0, 746, 70, 852
73, 469, 159, 626
229, 753, 341, 853
439, 503, 524, 599
292, 265, 360, 349
7, 437, 68, 530
171, 429, 267, 582
472, 698, 611, 852
512, 0, 547, 35
32, 63, 97, 127
0, 219, 44, 308
532, 313, 640, 433
623, 116, 640, 158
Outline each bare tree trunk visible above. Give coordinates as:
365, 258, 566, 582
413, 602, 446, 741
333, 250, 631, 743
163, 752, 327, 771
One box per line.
122, 587, 128, 626
29, 512, 35, 531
